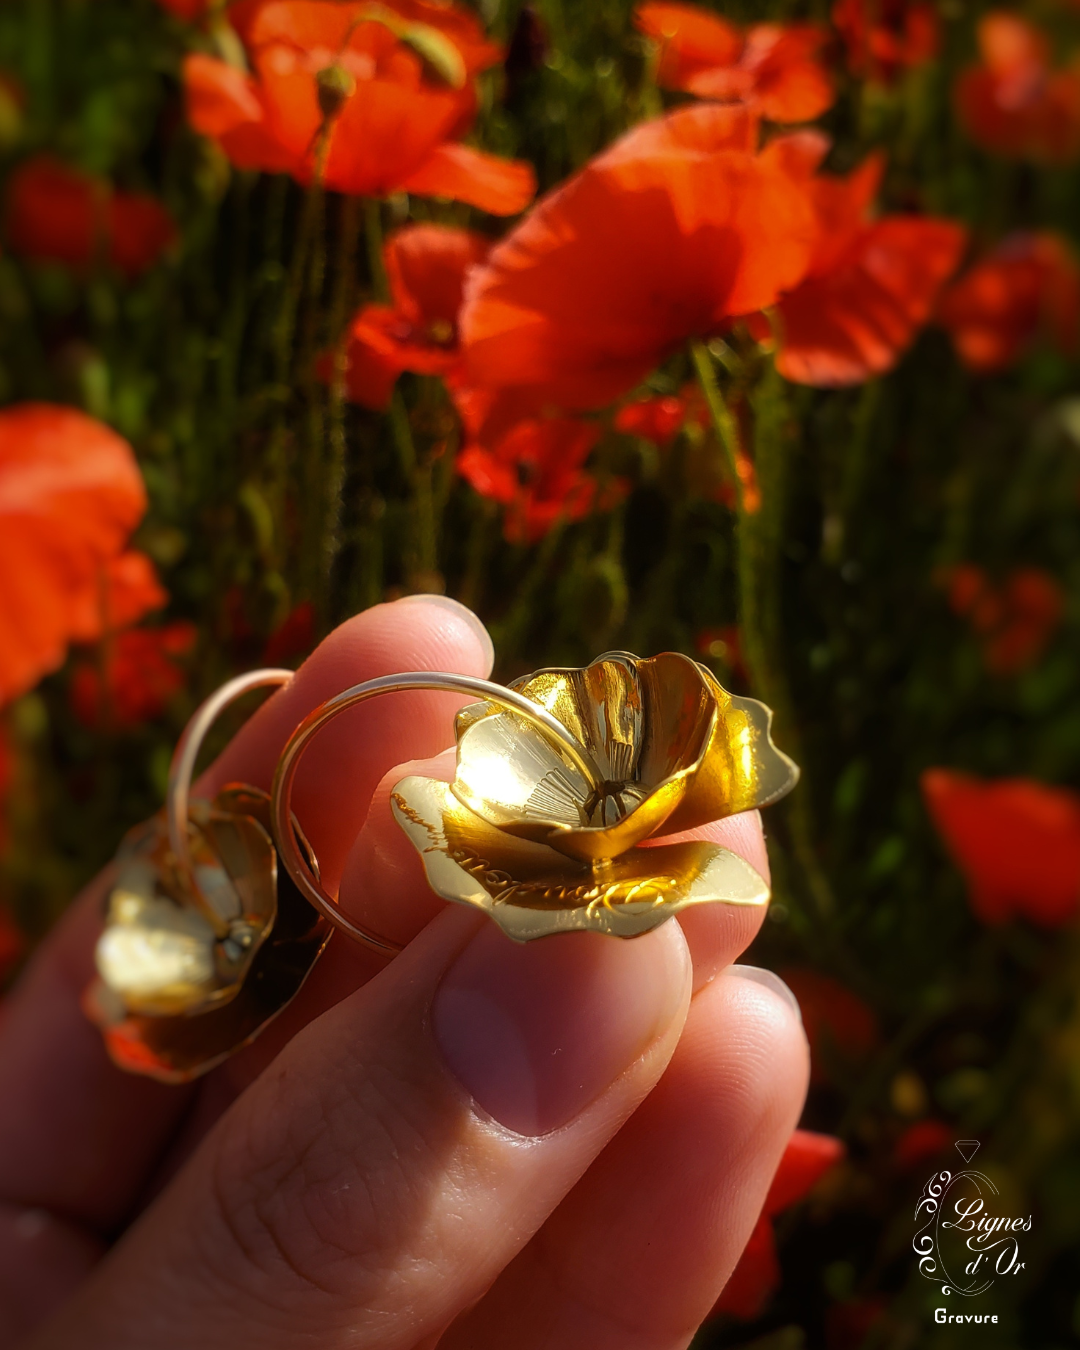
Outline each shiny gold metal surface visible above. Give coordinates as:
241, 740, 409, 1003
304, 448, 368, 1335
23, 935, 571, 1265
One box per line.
390, 651, 798, 940
85, 669, 333, 1084
392, 776, 769, 941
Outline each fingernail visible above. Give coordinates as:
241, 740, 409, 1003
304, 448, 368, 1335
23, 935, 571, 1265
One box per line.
433, 925, 689, 1136
395, 594, 494, 671
727, 964, 802, 1024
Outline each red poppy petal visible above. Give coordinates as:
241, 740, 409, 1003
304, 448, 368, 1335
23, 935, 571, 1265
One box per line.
922, 769, 1080, 926
5, 156, 100, 270
775, 216, 966, 386
0, 406, 146, 704
183, 53, 264, 137
635, 2, 743, 90
461, 115, 816, 410
385, 223, 491, 323
764, 1129, 845, 1215
398, 142, 537, 216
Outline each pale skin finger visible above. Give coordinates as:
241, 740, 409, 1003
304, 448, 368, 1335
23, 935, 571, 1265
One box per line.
438, 967, 809, 1350
28, 907, 693, 1350
0, 597, 494, 1343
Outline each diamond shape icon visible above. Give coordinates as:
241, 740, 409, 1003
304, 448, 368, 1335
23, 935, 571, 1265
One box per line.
955, 1139, 980, 1163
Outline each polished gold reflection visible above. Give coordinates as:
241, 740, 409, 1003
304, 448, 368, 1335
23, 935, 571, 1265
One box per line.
393, 651, 798, 940
84, 786, 330, 1083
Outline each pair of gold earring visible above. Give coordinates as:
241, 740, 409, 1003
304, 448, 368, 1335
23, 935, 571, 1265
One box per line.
84, 650, 799, 1083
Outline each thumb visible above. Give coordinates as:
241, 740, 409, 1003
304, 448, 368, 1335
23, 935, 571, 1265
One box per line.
31, 908, 691, 1350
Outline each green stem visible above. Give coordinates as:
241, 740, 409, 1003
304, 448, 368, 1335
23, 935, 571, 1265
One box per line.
322, 195, 363, 600
364, 197, 389, 301
690, 339, 744, 514
692, 340, 835, 920
273, 181, 322, 387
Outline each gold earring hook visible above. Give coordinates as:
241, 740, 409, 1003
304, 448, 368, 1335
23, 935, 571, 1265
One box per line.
167, 668, 294, 935
270, 671, 603, 954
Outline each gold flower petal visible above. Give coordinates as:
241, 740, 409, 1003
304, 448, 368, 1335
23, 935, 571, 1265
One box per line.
451, 651, 797, 863
391, 775, 768, 942
659, 666, 801, 834
84, 786, 331, 1083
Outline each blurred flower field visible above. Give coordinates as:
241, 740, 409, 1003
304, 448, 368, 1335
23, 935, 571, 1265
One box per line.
2, 0, 1080, 1344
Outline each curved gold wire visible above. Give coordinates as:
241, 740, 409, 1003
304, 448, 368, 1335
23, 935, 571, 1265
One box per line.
167, 668, 294, 936
270, 672, 602, 954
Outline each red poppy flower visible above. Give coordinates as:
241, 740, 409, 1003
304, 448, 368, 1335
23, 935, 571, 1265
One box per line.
263, 599, 316, 665
5, 156, 176, 278
893, 1118, 953, 1170
956, 13, 1080, 164
456, 410, 606, 544
937, 232, 1080, 373
68, 550, 169, 643
70, 622, 197, 729
713, 1129, 845, 1320
922, 769, 1080, 926
614, 392, 690, 448
780, 967, 879, 1085
336, 224, 491, 409
184, 1, 535, 212
460, 103, 817, 414
635, 4, 834, 124
832, 0, 939, 86
759, 136, 966, 386
0, 405, 148, 706
943, 563, 1064, 674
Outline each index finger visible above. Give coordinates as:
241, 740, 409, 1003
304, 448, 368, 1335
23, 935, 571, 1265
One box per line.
0, 597, 493, 1241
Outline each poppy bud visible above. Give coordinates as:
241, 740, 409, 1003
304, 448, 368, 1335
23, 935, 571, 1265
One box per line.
316, 64, 356, 120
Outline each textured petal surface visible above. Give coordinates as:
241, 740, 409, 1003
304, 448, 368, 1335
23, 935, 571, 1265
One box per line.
0, 406, 146, 704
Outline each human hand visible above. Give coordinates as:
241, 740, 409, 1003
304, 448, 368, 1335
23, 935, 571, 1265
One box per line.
0, 598, 809, 1350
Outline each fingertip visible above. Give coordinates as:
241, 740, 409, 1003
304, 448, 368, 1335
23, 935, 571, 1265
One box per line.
393, 595, 495, 676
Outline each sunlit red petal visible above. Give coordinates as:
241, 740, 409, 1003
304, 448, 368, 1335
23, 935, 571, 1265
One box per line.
938, 231, 1080, 372
71, 622, 197, 729
922, 769, 1080, 926
456, 409, 604, 542
833, 0, 939, 84
387, 224, 491, 323
69, 550, 168, 641
334, 311, 409, 410
635, 3, 743, 88
706, 24, 834, 123
461, 106, 817, 411
183, 53, 265, 137
0, 405, 147, 705
398, 142, 537, 215
775, 217, 966, 386
956, 13, 1080, 163
765, 1129, 845, 1215
614, 393, 688, 447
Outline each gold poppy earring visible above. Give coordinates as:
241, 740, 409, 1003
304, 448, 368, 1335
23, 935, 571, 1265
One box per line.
84, 669, 332, 1083
271, 651, 799, 947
